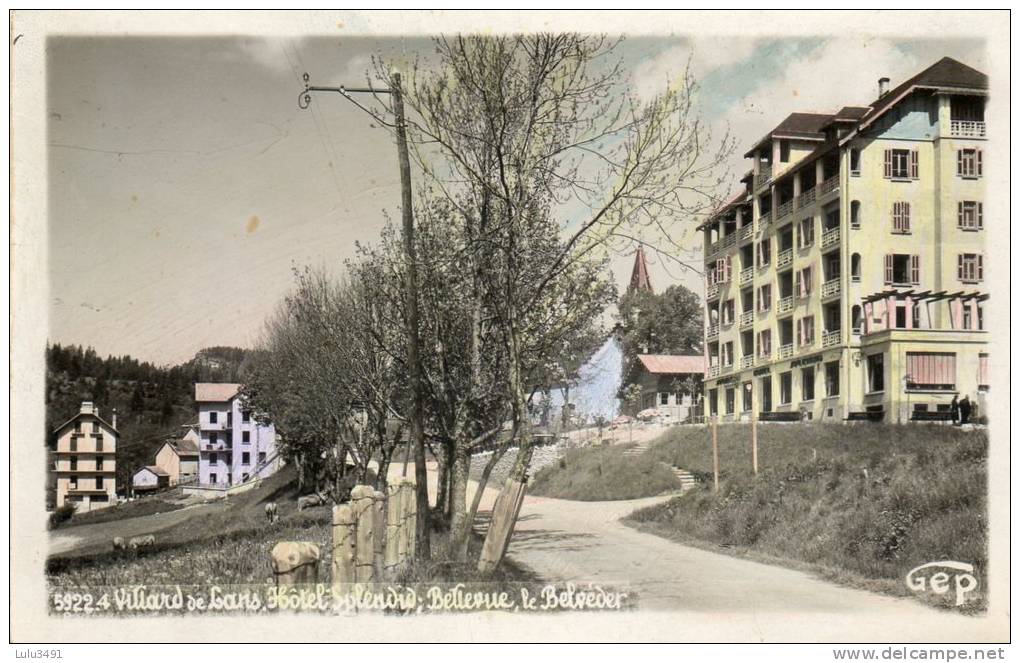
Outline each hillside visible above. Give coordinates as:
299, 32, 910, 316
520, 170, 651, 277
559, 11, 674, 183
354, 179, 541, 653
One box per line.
45, 343, 251, 507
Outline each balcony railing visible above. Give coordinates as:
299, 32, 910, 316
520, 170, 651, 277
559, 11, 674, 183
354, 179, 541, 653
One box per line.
777, 295, 794, 314
821, 278, 841, 299
777, 248, 793, 268
778, 343, 794, 359
740, 266, 754, 286
706, 282, 719, 301
721, 233, 737, 249
708, 365, 720, 378
740, 355, 754, 370
706, 241, 718, 256
739, 311, 754, 328
756, 352, 771, 365
822, 328, 841, 348
950, 120, 986, 138
818, 176, 839, 197
739, 224, 754, 241
776, 199, 794, 221
796, 188, 816, 209
757, 163, 772, 186
758, 210, 772, 228
821, 226, 840, 249
706, 323, 719, 339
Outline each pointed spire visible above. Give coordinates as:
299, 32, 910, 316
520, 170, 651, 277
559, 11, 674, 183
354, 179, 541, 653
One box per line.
628, 246, 653, 294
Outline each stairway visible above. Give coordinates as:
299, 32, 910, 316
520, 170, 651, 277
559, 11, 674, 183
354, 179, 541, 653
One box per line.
621, 442, 650, 457
671, 467, 699, 492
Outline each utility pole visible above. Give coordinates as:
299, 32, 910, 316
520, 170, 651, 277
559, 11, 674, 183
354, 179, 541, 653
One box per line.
299, 71, 430, 560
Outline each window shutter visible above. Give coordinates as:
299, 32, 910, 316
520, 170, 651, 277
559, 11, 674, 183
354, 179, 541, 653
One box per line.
725, 256, 732, 282
716, 258, 724, 282
977, 150, 983, 176
805, 267, 812, 294
957, 254, 964, 280
884, 255, 894, 284
910, 149, 919, 179
910, 255, 920, 285
957, 150, 964, 176
903, 202, 910, 232
795, 270, 802, 297
883, 149, 892, 178
957, 202, 964, 228
797, 319, 802, 345
977, 202, 983, 229
977, 255, 984, 281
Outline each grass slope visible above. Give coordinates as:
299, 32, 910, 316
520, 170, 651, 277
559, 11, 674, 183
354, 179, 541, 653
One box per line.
626, 423, 987, 610
529, 444, 681, 501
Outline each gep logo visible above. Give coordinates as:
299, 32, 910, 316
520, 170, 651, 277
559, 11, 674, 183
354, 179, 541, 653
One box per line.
905, 561, 978, 606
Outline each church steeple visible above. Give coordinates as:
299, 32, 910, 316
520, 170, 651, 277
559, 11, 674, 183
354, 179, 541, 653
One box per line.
628, 245, 653, 294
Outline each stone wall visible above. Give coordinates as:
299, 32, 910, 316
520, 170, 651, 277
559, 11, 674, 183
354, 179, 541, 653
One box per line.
469, 443, 565, 487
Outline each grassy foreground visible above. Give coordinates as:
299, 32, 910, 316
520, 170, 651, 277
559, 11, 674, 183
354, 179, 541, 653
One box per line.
626, 423, 988, 610
529, 443, 681, 501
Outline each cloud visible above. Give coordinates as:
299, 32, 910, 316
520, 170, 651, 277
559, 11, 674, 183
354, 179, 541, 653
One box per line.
631, 38, 761, 104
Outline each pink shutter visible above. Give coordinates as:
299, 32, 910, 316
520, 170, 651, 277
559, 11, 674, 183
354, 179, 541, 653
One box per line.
883, 149, 892, 178
884, 255, 893, 284
910, 149, 919, 179
910, 255, 920, 284
979, 354, 989, 386
977, 150, 983, 176
950, 299, 963, 329
977, 203, 983, 228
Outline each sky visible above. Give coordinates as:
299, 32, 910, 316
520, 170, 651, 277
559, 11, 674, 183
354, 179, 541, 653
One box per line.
46, 32, 986, 365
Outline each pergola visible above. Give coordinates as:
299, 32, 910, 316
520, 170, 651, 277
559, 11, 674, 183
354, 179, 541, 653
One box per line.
858, 289, 988, 334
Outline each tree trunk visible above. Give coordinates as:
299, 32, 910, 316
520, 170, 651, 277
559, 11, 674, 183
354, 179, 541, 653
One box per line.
448, 442, 472, 561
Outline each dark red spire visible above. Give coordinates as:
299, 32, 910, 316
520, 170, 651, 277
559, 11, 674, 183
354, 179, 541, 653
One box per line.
628, 246, 653, 294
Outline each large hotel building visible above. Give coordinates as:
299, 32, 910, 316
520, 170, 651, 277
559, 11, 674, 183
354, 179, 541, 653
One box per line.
699, 57, 989, 424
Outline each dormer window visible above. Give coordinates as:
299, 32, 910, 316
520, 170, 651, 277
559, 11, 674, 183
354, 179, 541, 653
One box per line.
779, 140, 790, 163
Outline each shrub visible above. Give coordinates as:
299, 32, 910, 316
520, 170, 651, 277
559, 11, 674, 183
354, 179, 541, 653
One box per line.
48, 503, 76, 530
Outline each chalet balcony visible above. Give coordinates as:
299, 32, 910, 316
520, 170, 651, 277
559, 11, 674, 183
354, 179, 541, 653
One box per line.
706, 323, 719, 340
822, 328, 841, 348
740, 266, 754, 286
203, 421, 233, 432
776, 199, 794, 221
777, 295, 794, 314
758, 210, 772, 228
739, 224, 754, 242
721, 233, 737, 250
777, 248, 793, 268
821, 226, 840, 249
778, 343, 794, 359
796, 188, 816, 209
757, 163, 772, 187
950, 120, 986, 138
202, 441, 232, 452
821, 278, 841, 299
739, 355, 754, 370
708, 365, 721, 378
817, 176, 839, 198
706, 282, 719, 301
739, 311, 754, 328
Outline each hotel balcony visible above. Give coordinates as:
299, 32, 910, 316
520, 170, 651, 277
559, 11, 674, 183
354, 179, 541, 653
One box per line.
202, 440, 232, 452
778, 343, 794, 360
949, 120, 986, 138
758, 210, 772, 228
202, 421, 233, 432
821, 226, 840, 250
740, 266, 754, 286
821, 278, 841, 300
756, 351, 772, 365
777, 295, 794, 314
720, 233, 737, 250
822, 328, 841, 348
817, 176, 839, 199
777, 248, 793, 269
706, 282, 719, 301
796, 188, 816, 209
706, 323, 719, 340
776, 199, 794, 222
739, 355, 754, 370
757, 163, 772, 188
739, 224, 754, 242
739, 311, 754, 329
708, 365, 721, 378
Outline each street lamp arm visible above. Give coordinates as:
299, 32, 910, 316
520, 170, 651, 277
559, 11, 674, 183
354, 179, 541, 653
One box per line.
298, 73, 397, 127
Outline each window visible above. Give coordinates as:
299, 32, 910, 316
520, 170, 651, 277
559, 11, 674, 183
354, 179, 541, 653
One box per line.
957, 254, 984, 282
798, 217, 814, 248
978, 304, 985, 331
779, 140, 790, 163
850, 201, 861, 229
885, 254, 919, 285
796, 267, 812, 298
962, 306, 973, 330
96, 437, 103, 452
74, 421, 82, 433
957, 201, 983, 230
210, 473, 218, 484
757, 238, 771, 267
801, 367, 816, 401
715, 256, 732, 283
825, 361, 840, 396
867, 353, 885, 393
850, 148, 861, 176
92, 421, 99, 433
258, 452, 267, 464
96, 456, 103, 471
242, 431, 251, 443
779, 372, 792, 405
659, 392, 669, 406
70, 456, 77, 471
722, 342, 734, 367
742, 382, 753, 412
760, 376, 773, 412
210, 452, 218, 464
851, 253, 861, 282
957, 148, 983, 178
884, 148, 919, 179
758, 284, 772, 312
96, 476, 104, 489
69, 476, 78, 490
725, 388, 736, 415
242, 452, 251, 466
851, 305, 862, 334
209, 411, 218, 424
721, 299, 735, 325
757, 329, 772, 357
708, 389, 718, 416
798, 315, 815, 346
242, 410, 251, 423
979, 353, 989, 389
905, 352, 956, 391
69, 438, 77, 452
892, 202, 911, 233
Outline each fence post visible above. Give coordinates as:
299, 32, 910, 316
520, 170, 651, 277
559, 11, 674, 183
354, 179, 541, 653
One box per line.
712, 416, 720, 492
404, 479, 417, 561
385, 482, 402, 575
477, 444, 534, 575
271, 541, 320, 587
372, 489, 386, 581
351, 485, 376, 583
751, 408, 759, 475
331, 504, 356, 593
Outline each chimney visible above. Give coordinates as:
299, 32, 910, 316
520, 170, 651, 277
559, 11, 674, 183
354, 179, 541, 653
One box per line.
79, 401, 94, 415
112, 408, 118, 430
878, 77, 890, 98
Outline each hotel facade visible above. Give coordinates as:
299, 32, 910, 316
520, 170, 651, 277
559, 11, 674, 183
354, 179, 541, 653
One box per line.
700, 58, 989, 424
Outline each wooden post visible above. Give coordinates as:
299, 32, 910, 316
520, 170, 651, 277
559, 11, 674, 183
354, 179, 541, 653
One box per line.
351, 485, 376, 583
477, 445, 534, 575
372, 490, 386, 581
711, 416, 720, 492
331, 505, 356, 592
384, 482, 402, 574
403, 479, 418, 564
271, 541, 320, 587
751, 407, 759, 476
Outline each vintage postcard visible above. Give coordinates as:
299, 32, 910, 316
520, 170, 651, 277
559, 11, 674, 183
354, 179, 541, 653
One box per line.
9, 10, 1011, 646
